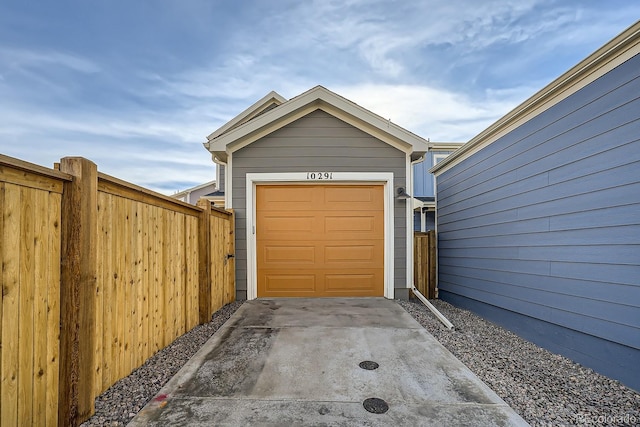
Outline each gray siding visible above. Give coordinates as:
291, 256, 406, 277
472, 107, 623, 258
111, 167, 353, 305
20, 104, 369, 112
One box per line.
217, 164, 225, 192
436, 54, 640, 390
232, 109, 407, 299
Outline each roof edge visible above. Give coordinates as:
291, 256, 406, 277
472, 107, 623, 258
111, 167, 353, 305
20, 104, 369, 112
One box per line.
205, 85, 430, 161
431, 20, 640, 176
205, 91, 287, 142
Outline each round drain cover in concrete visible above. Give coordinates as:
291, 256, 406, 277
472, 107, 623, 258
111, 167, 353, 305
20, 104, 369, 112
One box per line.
363, 398, 389, 414
359, 361, 379, 370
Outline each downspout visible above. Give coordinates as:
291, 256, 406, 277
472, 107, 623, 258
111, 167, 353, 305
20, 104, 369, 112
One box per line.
411, 152, 454, 330
412, 286, 454, 330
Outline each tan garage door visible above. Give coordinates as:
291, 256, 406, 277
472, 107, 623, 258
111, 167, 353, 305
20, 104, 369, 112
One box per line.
257, 184, 384, 297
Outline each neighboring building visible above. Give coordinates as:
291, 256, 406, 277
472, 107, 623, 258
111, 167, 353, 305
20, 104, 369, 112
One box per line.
413, 143, 463, 232
204, 86, 430, 301
171, 180, 217, 205
431, 22, 640, 391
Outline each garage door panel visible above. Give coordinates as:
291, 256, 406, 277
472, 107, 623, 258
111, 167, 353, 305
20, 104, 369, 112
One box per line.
325, 271, 383, 296
259, 214, 315, 239
323, 186, 381, 210
257, 184, 384, 298
258, 186, 315, 208
262, 245, 317, 265
262, 273, 317, 295
324, 243, 382, 264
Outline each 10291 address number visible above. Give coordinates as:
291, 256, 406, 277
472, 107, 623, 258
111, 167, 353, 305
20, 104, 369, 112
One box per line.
306, 172, 333, 180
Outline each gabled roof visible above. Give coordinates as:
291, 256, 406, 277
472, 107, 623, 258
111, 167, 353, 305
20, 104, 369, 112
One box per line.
172, 180, 217, 198
206, 91, 287, 141
204, 85, 430, 162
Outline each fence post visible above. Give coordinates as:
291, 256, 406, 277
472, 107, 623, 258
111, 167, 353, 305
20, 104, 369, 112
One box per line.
196, 199, 212, 323
59, 157, 98, 426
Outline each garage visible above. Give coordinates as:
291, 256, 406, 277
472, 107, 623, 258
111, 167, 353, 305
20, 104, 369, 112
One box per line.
256, 184, 384, 297
204, 86, 430, 300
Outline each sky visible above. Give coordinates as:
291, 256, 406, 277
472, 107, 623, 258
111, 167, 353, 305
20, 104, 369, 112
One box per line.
1, 1, 638, 194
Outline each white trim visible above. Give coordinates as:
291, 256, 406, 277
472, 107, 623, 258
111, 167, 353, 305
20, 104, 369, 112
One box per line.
206, 91, 286, 141
245, 172, 395, 300
207, 86, 429, 162
432, 153, 449, 194
406, 153, 413, 292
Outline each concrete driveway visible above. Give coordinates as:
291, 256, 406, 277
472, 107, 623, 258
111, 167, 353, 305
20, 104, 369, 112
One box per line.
129, 298, 529, 426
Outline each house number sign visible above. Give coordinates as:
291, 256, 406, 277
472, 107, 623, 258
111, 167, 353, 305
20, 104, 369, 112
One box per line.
306, 172, 333, 180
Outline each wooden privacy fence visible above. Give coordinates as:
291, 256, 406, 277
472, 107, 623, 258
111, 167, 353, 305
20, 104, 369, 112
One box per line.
414, 231, 436, 299
0, 155, 235, 427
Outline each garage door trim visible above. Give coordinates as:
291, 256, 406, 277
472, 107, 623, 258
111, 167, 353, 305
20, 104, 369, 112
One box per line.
246, 172, 395, 300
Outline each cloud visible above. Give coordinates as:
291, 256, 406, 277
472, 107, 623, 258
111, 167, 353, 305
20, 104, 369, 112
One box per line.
335, 82, 537, 141
0, 47, 100, 74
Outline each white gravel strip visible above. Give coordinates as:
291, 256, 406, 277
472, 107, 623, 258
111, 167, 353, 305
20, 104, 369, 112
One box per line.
81, 301, 244, 427
398, 299, 640, 427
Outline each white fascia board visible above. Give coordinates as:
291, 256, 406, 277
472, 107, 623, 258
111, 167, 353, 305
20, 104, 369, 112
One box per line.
209, 86, 430, 160
206, 91, 286, 141
429, 142, 465, 151
172, 180, 217, 198
431, 21, 640, 177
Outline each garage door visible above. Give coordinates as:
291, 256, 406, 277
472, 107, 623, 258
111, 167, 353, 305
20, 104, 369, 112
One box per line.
257, 184, 384, 297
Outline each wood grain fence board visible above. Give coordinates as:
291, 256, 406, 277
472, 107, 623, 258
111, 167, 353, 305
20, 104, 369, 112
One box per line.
124, 198, 133, 378
46, 191, 61, 426
97, 174, 199, 217
151, 206, 159, 354
414, 231, 436, 299
187, 216, 199, 329
94, 192, 105, 396
152, 206, 162, 354
161, 209, 170, 348
212, 216, 219, 311
18, 186, 35, 425
176, 214, 186, 337
1, 184, 20, 426
33, 188, 48, 427
140, 203, 150, 363
196, 199, 211, 323
100, 193, 113, 392
114, 195, 124, 383
0, 164, 65, 194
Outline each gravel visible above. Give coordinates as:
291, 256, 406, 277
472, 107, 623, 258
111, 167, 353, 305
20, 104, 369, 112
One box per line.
80, 298, 639, 426
398, 299, 640, 426
81, 301, 244, 427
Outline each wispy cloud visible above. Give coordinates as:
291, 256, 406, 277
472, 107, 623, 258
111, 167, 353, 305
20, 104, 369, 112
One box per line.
0, 47, 100, 74
336, 82, 537, 141
1, 0, 638, 195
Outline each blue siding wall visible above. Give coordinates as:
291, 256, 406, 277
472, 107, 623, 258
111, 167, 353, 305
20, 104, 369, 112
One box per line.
436, 54, 640, 391
414, 151, 454, 197
414, 211, 435, 231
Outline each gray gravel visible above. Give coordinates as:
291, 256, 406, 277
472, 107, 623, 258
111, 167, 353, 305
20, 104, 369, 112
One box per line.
81, 301, 244, 427
81, 298, 639, 426
398, 299, 640, 427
